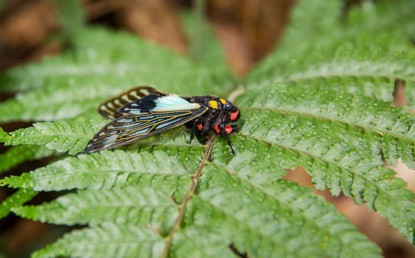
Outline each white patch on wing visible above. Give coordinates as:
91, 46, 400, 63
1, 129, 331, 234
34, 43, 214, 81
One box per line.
118, 118, 135, 123
120, 95, 200, 115
153, 95, 200, 111
127, 109, 141, 115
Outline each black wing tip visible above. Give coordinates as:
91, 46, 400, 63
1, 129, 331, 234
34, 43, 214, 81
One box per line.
78, 148, 92, 155
79, 142, 101, 155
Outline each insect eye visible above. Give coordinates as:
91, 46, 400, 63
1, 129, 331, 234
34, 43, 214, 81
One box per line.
224, 102, 232, 110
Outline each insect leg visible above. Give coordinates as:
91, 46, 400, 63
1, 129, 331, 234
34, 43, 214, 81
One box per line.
187, 118, 202, 144
192, 115, 211, 145
220, 124, 236, 154
187, 131, 195, 144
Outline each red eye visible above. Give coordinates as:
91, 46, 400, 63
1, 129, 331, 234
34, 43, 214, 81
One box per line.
214, 125, 220, 133
225, 126, 233, 134
197, 123, 203, 130
230, 111, 239, 121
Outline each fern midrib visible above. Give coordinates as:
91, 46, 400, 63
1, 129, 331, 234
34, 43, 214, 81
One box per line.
20, 63, 152, 77
240, 134, 413, 215
57, 203, 177, 209
261, 61, 414, 84
6, 121, 103, 146
135, 143, 204, 148
9, 132, 88, 143
16, 92, 106, 105
68, 238, 163, 244
46, 170, 191, 177
208, 162, 361, 255
161, 135, 217, 258
243, 107, 414, 143
11, 171, 191, 188
0, 98, 99, 117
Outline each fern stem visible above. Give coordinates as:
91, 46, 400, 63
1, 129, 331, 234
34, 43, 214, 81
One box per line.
161, 134, 217, 258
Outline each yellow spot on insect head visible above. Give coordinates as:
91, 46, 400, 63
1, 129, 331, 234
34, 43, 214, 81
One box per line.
209, 100, 218, 109
219, 98, 227, 105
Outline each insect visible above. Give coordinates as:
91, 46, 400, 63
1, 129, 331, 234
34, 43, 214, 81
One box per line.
82, 86, 241, 154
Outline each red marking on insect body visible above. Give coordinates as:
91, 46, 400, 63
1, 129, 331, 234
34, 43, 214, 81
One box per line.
230, 111, 239, 121
225, 126, 233, 134
197, 123, 203, 130
214, 125, 220, 133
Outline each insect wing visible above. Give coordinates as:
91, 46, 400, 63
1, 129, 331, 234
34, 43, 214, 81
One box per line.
83, 107, 208, 153
118, 94, 200, 115
98, 86, 166, 119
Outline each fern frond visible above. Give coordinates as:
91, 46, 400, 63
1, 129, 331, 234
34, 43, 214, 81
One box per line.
347, 0, 415, 36
249, 33, 415, 106
250, 0, 415, 109
0, 150, 194, 194
2, 116, 107, 155
0, 26, 233, 122
32, 223, 165, 258
279, 0, 414, 54
12, 187, 178, 231
174, 164, 380, 257
0, 145, 54, 174
0, 127, 9, 141
9, 146, 380, 257
170, 228, 236, 258
53, 0, 84, 35
237, 110, 415, 242
278, 0, 343, 51
239, 85, 415, 168
0, 188, 36, 219
0, 26, 230, 93
0, 89, 100, 122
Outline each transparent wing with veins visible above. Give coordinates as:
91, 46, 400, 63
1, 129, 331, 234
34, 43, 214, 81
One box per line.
83, 102, 207, 153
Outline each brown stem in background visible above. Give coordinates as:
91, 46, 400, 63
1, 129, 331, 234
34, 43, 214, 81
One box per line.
392, 79, 407, 107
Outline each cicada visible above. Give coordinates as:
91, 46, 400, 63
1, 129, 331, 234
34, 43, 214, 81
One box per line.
82, 86, 241, 154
